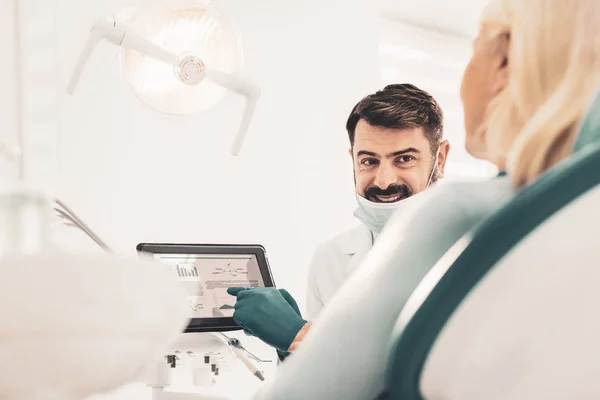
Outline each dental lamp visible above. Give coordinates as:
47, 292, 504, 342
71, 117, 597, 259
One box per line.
67, 0, 261, 156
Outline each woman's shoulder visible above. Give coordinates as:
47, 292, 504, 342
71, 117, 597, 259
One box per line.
438, 175, 513, 200
386, 176, 515, 235
422, 175, 515, 222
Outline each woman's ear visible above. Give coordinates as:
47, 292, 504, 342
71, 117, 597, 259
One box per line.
492, 32, 510, 94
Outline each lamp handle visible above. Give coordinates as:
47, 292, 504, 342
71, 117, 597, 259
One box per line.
68, 15, 178, 95
67, 16, 123, 94
204, 68, 262, 156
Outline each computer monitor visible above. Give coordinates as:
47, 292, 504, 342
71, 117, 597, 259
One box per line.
136, 243, 275, 332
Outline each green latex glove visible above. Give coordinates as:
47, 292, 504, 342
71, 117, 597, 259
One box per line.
228, 288, 302, 336
275, 288, 300, 360
227, 287, 307, 353
279, 288, 301, 316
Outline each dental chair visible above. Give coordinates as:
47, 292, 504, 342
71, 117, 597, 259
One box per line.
384, 90, 600, 400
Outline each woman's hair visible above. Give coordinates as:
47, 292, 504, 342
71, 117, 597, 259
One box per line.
481, 0, 600, 187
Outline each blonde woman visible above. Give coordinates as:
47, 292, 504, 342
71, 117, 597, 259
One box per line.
250, 0, 600, 399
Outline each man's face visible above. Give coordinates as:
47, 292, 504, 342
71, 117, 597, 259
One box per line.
351, 119, 448, 203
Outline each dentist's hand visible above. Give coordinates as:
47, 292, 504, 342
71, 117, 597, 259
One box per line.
227, 287, 308, 353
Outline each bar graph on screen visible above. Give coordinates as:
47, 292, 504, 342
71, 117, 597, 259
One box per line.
175, 264, 200, 279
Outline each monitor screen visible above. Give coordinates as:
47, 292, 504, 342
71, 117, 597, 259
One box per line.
137, 243, 274, 332
153, 253, 265, 319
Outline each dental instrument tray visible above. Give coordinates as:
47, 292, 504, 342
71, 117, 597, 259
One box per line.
136, 243, 275, 333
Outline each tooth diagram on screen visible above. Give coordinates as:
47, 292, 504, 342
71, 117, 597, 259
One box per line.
154, 254, 264, 318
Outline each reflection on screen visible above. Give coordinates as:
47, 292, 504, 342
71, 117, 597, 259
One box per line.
154, 254, 265, 318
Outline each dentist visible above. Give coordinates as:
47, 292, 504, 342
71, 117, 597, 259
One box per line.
307, 83, 450, 319
228, 83, 450, 356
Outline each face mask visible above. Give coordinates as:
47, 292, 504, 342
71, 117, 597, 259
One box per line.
353, 153, 439, 234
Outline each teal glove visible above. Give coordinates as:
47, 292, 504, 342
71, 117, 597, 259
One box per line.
228, 288, 302, 336
227, 287, 307, 353
279, 288, 301, 316
274, 288, 300, 360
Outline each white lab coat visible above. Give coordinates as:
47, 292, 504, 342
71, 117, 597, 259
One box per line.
305, 224, 373, 320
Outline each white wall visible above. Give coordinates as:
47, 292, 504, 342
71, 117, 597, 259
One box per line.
0, 1, 17, 184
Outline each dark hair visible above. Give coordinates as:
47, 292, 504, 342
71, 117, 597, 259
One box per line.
346, 83, 444, 153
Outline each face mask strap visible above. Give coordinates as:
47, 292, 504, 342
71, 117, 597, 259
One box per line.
426, 151, 439, 187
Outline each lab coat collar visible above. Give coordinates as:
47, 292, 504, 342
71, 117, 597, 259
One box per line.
335, 224, 373, 255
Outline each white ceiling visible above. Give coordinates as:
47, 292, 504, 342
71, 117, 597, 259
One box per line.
380, 0, 488, 39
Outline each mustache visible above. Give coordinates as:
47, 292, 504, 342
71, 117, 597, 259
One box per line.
364, 184, 412, 201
